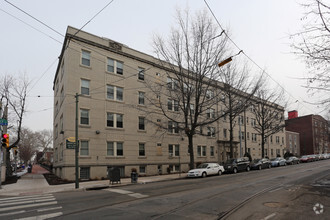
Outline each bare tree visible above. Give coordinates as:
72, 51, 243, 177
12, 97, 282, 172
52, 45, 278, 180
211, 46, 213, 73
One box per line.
219, 62, 260, 158
251, 81, 286, 158
35, 129, 53, 151
0, 74, 30, 176
291, 0, 330, 109
18, 128, 37, 165
145, 9, 234, 169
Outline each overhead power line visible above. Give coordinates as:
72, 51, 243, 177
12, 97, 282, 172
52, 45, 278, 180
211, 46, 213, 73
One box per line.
203, 0, 318, 115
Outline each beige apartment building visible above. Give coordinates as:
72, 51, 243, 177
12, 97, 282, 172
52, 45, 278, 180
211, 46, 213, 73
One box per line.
53, 26, 286, 180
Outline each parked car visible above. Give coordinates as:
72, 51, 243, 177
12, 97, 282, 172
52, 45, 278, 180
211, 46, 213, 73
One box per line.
285, 156, 300, 165
251, 158, 271, 170
224, 157, 251, 174
300, 155, 312, 163
187, 163, 225, 178
271, 157, 286, 167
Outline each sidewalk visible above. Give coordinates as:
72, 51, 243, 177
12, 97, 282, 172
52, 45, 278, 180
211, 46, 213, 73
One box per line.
0, 165, 185, 196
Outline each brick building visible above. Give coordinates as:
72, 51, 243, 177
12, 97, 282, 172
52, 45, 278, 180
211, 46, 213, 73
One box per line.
285, 112, 329, 155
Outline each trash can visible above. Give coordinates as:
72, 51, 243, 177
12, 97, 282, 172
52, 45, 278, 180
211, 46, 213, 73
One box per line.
131, 172, 138, 183
108, 167, 120, 184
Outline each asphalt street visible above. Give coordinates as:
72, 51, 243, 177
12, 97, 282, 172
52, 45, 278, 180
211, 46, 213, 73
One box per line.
0, 160, 329, 219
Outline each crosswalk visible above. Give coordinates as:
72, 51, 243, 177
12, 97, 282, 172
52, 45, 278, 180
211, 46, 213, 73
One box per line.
103, 188, 149, 199
0, 194, 62, 219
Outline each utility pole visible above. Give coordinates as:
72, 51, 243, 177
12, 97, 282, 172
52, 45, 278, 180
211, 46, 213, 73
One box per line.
0, 101, 2, 189
75, 93, 79, 189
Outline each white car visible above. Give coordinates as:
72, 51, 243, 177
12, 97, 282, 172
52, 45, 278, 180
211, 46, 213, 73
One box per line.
187, 163, 225, 178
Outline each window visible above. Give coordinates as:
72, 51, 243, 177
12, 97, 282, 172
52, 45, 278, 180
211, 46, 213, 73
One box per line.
207, 127, 215, 137
167, 77, 178, 90
239, 131, 244, 140
252, 133, 257, 142
81, 50, 90, 66
247, 132, 250, 140
80, 167, 90, 180
80, 109, 89, 125
168, 144, 179, 156
246, 117, 249, 125
81, 79, 90, 95
210, 146, 215, 156
197, 146, 206, 157
107, 141, 124, 156
107, 85, 123, 101
107, 113, 123, 128
138, 67, 145, 80
80, 140, 89, 156
139, 166, 146, 173
251, 119, 256, 127
206, 89, 214, 99
138, 117, 145, 130
276, 136, 280, 144
207, 108, 215, 119
190, 104, 195, 115
107, 58, 123, 75
223, 128, 227, 139
168, 121, 179, 134
139, 143, 145, 156
168, 99, 179, 111
138, 92, 145, 105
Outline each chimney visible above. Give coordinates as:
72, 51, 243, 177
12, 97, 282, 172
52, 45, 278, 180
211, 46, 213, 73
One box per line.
288, 110, 298, 119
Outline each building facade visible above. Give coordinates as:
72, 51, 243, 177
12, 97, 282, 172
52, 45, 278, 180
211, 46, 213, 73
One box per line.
285, 131, 300, 156
53, 26, 286, 180
286, 113, 329, 155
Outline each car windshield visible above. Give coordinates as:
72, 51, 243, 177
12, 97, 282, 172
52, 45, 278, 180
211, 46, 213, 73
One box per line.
253, 159, 260, 163
197, 164, 209, 169
227, 159, 236, 163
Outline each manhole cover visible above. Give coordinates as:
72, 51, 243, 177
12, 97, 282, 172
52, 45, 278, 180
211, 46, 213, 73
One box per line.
264, 202, 287, 208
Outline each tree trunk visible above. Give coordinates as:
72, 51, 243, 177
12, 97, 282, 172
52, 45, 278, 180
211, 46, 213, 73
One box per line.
229, 117, 234, 158
188, 134, 195, 169
6, 148, 12, 177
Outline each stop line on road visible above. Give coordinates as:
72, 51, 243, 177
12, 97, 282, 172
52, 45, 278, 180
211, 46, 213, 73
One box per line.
104, 188, 149, 199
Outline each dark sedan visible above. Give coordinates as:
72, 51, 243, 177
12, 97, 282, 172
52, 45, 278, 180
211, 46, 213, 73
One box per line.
285, 156, 300, 165
251, 158, 272, 170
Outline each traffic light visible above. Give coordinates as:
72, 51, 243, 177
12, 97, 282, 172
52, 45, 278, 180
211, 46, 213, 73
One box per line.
1, 133, 9, 148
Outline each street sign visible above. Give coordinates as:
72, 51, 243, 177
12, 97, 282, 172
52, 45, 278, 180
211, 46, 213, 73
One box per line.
0, 119, 8, 126
66, 139, 79, 149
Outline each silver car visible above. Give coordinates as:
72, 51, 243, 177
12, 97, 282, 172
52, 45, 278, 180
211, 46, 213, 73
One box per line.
187, 163, 225, 178
271, 157, 287, 167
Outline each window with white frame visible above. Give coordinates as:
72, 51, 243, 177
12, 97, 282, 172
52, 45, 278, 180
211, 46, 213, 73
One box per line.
138, 92, 145, 105
107, 58, 123, 75
276, 136, 280, 144
139, 166, 146, 173
107, 113, 123, 128
80, 140, 89, 156
81, 79, 90, 95
207, 108, 215, 119
206, 89, 214, 99
197, 146, 206, 157
168, 121, 179, 134
107, 85, 123, 101
138, 67, 145, 80
210, 146, 215, 156
139, 143, 145, 156
168, 144, 179, 156
81, 50, 90, 66
167, 77, 178, 90
207, 127, 215, 137
80, 109, 89, 125
107, 141, 124, 156
251, 118, 256, 127
168, 99, 179, 111
138, 117, 145, 130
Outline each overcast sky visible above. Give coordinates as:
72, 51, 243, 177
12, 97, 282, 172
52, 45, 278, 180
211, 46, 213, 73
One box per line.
1, 0, 323, 132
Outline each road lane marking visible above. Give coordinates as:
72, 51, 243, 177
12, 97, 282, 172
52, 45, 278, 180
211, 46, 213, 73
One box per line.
269, 187, 282, 193
263, 213, 276, 220
0, 201, 57, 212
105, 189, 149, 198
0, 210, 26, 217
14, 212, 63, 220
0, 198, 55, 207
0, 194, 53, 202
37, 206, 62, 212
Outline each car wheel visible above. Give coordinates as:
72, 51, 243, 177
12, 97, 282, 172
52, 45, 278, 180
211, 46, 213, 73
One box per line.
268, 164, 271, 169
284, 163, 287, 166
258, 165, 262, 170
202, 172, 207, 178
233, 168, 238, 174
218, 170, 222, 176
246, 166, 250, 172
